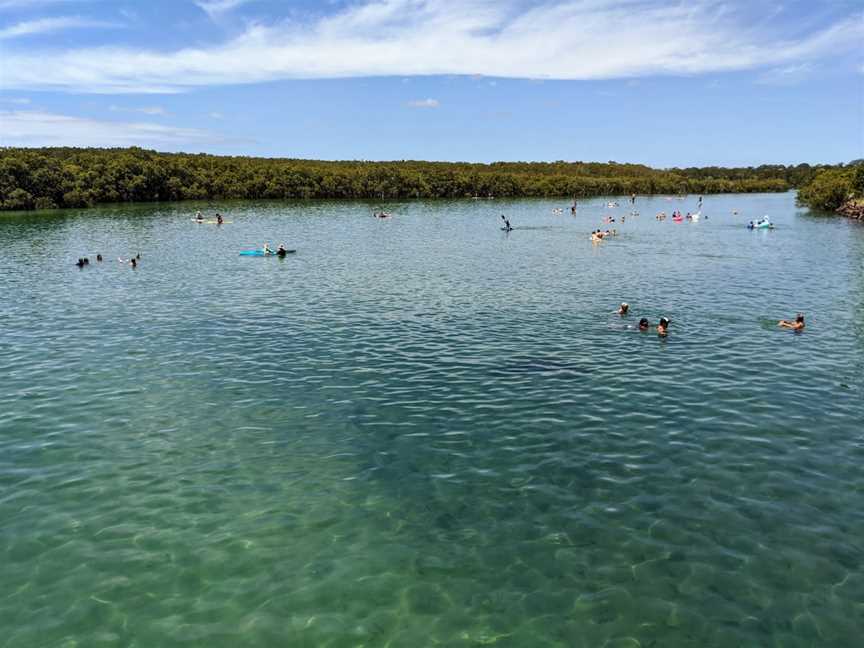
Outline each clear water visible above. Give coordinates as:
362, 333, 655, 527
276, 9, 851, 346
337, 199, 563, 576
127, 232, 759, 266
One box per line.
1, 194, 862, 647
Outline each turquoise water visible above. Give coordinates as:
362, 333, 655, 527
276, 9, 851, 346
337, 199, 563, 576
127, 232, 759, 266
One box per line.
1, 193, 862, 647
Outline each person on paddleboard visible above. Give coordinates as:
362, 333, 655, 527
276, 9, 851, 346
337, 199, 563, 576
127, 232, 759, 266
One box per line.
500, 215, 512, 231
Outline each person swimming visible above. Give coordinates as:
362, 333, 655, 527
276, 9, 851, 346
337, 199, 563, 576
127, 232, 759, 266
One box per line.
778, 313, 805, 331
216, 213, 223, 225
617, 302, 629, 315
638, 318, 650, 331
96, 254, 103, 262
76, 258, 85, 268
657, 317, 670, 337
195, 211, 203, 222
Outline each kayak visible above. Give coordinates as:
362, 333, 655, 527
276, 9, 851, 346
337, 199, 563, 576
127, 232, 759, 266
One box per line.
239, 249, 296, 256
192, 218, 232, 224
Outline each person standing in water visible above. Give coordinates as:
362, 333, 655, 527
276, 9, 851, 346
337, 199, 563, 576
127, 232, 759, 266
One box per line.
216, 213, 223, 225
779, 314, 805, 331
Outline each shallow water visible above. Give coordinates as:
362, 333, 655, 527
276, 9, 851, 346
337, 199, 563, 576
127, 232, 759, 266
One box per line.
1, 194, 863, 647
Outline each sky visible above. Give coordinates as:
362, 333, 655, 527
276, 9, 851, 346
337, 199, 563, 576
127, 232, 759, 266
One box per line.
0, 0, 862, 167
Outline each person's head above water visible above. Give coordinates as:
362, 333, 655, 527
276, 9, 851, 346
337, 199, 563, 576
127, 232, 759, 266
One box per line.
638, 318, 649, 330
619, 302, 629, 314
796, 314, 804, 324
659, 317, 669, 327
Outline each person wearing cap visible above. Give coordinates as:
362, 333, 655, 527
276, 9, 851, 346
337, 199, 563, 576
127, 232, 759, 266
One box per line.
779, 313, 805, 331
616, 303, 629, 316
657, 317, 670, 337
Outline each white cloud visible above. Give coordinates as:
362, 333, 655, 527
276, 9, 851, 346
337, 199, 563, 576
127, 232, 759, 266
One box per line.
0, 0, 80, 9
194, 0, 252, 19
0, 16, 116, 40
109, 104, 168, 115
0, 110, 224, 148
208, 111, 224, 119
757, 63, 815, 86
407, 98, 439, 108
0, 1, 861, 93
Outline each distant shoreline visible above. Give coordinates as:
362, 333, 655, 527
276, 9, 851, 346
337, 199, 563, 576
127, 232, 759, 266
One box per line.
0, 146, 840, 212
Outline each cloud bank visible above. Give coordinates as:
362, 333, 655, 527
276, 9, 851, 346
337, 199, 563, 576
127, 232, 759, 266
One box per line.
0, 0, 861, 93
0, 16, 115, 40
0, 110, 223, 148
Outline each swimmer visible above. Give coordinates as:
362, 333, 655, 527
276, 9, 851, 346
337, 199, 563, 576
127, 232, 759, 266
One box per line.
616, 302, 629, 316
778, 313, 805, 331
591, 230, 603, 243
657, 317, 670, 337
130, 257, 137, 269
195, 210, 203, 222
638, 318, 650, 331
96, 254, 103, 262
216, 213, 223, 225
76, 258, 85, 268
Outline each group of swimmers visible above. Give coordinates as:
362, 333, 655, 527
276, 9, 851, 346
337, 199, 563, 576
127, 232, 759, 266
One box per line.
616, 302, 805, 336
195, 211, 225, 224
261, 243, 291, 258
76, 252, 139, 268
615, 302, 670, 337
591, 229, 618, 242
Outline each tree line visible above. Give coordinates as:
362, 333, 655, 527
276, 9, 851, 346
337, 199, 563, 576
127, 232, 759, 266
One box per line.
795, 162, 864, 212
0, 147, 841, 211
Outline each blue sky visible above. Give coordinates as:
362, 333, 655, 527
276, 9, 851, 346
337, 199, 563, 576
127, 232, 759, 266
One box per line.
0, 0, 861, 166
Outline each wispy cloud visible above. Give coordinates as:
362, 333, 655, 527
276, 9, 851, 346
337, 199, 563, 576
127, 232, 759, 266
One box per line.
194, 0, 252, 19
0, 16, 116, 40
0, 0, 82, 9
109, 104, 168, 115
0, 1, 861, 93
1, 96, 31, 104
0, 110, 225, 148
407, 98, 439, 108
757, 63, 815, 86
208, 111, 224, 119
